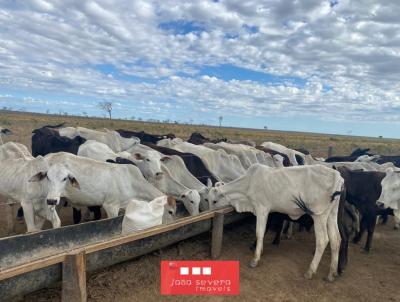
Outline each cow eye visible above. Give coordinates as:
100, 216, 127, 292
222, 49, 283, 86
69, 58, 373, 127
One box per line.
168, 210, 173, 215
205, 198, 208, 202
146, 159, 150, 162
63, 177, 67, 181
190, 200, 194, 204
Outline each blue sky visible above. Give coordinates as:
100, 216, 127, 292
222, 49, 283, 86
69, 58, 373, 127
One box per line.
0, 1, 400, 138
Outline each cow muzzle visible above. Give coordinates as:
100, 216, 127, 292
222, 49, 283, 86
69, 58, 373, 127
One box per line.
47, 199, 58, 206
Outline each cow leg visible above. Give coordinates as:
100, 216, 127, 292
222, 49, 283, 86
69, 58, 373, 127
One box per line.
364, 213, 377, 253
305, 214, 329, 280
103, 203, 119, 218
326, 205, 341, 281
353, 215, 367, 244
46, 206, 61, 229
73, 207, 82, 224
250, 213, 268, 268
395, 216, 400, 230
21, 201, 40, 233
89, 206, 102, 220
380, 213, 389, 225
17, 207, 24, 219
282, 221, 293, 239
272, 217, 285, 245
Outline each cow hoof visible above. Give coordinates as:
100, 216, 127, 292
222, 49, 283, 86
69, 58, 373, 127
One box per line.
324, 275, 335, 282
249, 260, 258, 268
304, 270, 314, 280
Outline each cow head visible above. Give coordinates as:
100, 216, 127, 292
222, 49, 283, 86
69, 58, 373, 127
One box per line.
207, 186, 227, 209
377, 169, 400, 212
29, 163, 80, 206
179, 190, 200, 216
132, 152, 162, 179
162, 196, 177, 224
273, 154, 285, 167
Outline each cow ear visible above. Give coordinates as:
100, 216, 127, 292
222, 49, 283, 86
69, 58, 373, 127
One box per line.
207, 178, 212, 188
106, 159, 116, 163
29, 171, 47, 182
134, 153, 143, 160
68, 175, 80, 189
160, 156, 171, 162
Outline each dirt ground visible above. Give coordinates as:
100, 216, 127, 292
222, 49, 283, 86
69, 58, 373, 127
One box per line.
11, 216, 400, 302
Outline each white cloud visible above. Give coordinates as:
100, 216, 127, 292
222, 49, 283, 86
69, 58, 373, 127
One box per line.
0, 0, 399, 125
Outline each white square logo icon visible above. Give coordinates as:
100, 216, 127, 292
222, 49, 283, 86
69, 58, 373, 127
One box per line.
192, 267, 201, 275
180, 267, 189, 275
202, 267, 212, 275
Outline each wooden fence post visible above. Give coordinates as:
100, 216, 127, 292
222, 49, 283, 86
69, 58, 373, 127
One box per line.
328, 146, 333, 158
211, 211, 225, 259
62, 250, 87, 302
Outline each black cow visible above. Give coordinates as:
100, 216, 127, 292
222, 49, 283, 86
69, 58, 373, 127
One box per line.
337, 167, 393, 252
116, 129, 175, 144
350, 148, 373, 157
0, 128, 12, 135
295, 148, 310, 155
325, 155, 360, 162
143, 142, 218, 185
187, 132, 227, 145
32, 126, 86, 157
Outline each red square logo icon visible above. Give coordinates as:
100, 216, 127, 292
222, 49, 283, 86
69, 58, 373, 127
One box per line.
161, 260, 239, 295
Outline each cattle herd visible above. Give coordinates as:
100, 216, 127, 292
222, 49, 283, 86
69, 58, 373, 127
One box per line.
0, 124, 399, 282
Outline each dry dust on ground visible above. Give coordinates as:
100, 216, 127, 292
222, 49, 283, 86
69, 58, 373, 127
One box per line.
12, 217, 400, 302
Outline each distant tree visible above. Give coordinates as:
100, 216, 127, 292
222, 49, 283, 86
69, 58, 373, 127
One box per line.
130, 116, 135, 120
82, 111, 88, 117
98, 101, 113, 119
46, 109, 50, 114
218, 116, 223, 127
264, 126, 268, 130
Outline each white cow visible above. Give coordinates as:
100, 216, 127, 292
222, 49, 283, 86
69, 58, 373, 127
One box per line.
77, 141, 200, 215
0, 142, 33, 160
33, 152, 178, 220
121, 196, 175, 234
157, 139, 245, 182
78, 140, 162, 179
160, 155, 211, 211
0, 157, 62, 232
377, 169, 400, 225
59, 126, 139, 152
207, 164, 344, 281
325, 161, 397, 172
355, 155, 381, 162
204, 142, 256, 169
260, 142, 306, 166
